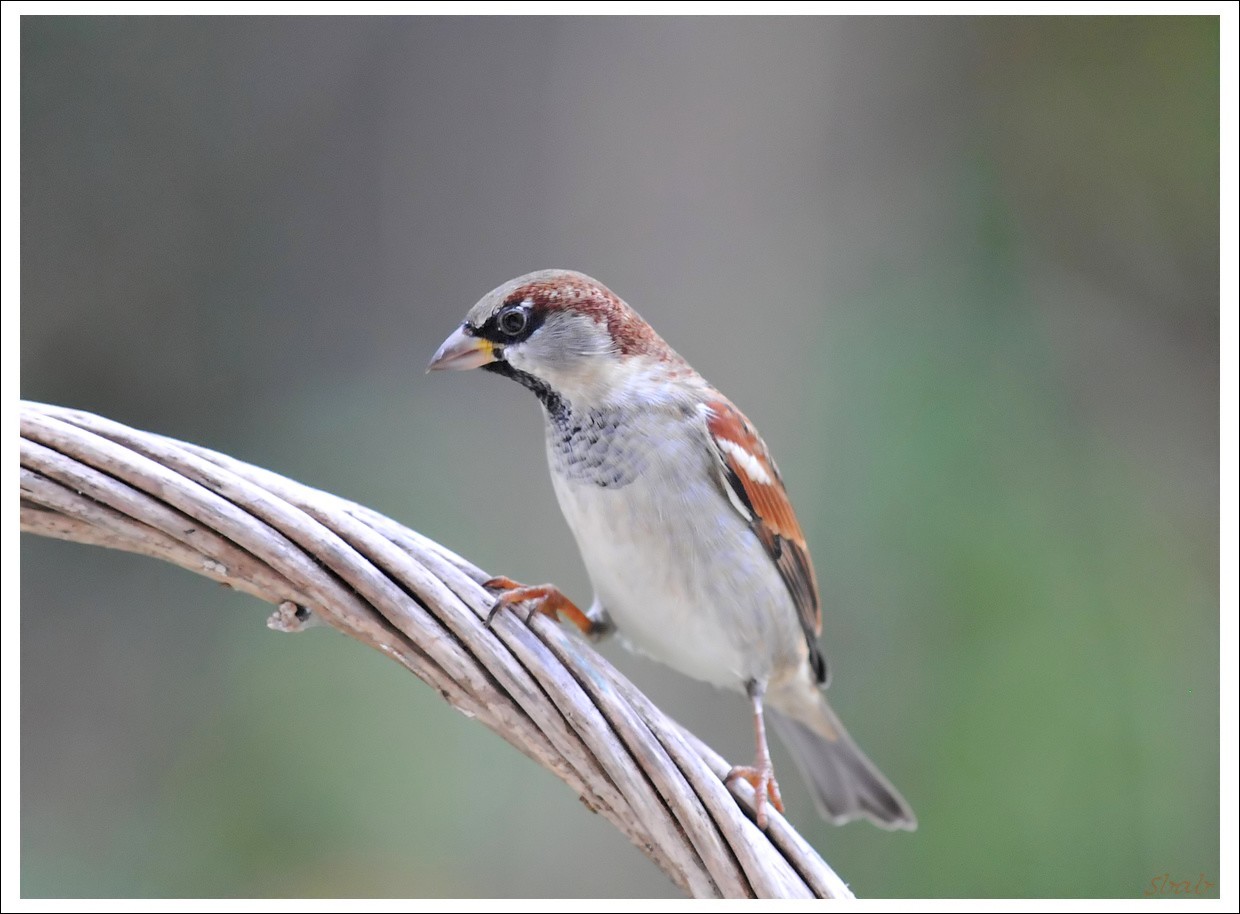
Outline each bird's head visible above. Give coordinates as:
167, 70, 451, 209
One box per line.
428, 270, 689, 409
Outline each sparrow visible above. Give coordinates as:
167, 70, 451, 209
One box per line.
428, 269, 915, 831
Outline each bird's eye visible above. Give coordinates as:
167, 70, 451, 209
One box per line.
498, 307, 529, 338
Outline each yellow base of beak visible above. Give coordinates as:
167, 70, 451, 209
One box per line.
427, 326, 496, 372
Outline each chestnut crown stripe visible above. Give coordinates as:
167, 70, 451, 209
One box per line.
477, 276, 684, 362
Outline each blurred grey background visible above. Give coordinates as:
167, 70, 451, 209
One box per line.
21, 16, 1219, 898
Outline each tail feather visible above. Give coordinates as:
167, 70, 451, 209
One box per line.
769, 702, 916, 831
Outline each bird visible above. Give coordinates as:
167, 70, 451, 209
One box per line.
428, 269, 916, 831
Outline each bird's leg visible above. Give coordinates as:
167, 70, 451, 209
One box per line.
725, 679, 785, 829
483, 575, 611, 641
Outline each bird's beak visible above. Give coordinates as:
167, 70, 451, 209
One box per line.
427, 325, 496, 372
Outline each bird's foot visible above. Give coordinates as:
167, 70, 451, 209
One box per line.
483, 576, 603, 638
725, 763, 785, 829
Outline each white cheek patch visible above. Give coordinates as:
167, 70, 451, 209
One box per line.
716, 437, 773, 486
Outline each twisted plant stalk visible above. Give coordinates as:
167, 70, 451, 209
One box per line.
19, 400, 854, 899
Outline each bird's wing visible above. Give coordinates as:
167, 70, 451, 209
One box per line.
702, 398, 827, 685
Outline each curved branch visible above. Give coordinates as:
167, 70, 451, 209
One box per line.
18, 400, 854, 899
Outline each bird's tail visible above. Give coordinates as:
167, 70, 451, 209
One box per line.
769, 693, 916, 830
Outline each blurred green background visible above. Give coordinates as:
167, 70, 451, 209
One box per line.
20, 15, 1220, 898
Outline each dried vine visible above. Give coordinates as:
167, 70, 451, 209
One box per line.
19, 400, 854, 899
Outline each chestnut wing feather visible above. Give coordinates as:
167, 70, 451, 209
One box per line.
703, 399, 827, 686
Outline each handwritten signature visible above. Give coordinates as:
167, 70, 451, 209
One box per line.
1145, 873, 1216, 896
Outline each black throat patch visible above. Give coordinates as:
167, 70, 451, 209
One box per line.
482, 361, 565, 419
483, 362, 641, 489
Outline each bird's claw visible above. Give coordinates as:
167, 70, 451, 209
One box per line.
482, 577, 597, 636
482, 575, 528, 625
725, 764, 785, 829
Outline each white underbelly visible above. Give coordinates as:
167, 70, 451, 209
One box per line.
550, 450, 803, 691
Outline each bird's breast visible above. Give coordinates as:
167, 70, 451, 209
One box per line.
546, 405, 649, 488
542, 404, 805, 690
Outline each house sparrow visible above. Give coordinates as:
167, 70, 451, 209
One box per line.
428, 269, 915, 831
